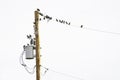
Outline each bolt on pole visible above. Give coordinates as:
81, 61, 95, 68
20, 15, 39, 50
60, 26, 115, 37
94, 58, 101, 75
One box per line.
34, 9, 40, 80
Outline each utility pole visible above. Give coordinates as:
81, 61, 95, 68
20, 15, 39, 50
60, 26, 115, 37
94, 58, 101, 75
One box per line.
34, 9, 40, 80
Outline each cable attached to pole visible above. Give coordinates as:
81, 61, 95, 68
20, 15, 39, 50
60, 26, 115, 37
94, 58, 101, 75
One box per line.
19, 50, 36, 74
40, 65, 84, 80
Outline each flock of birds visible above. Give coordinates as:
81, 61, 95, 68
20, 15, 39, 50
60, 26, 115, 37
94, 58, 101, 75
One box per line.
37, 9, 83, 28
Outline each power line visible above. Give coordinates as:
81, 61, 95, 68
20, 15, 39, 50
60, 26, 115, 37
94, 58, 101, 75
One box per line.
50, 69, 84, 80
69, 24, 120, 35
40, 65, 84, 80
83, 27, 120, 35
20, 51, 83, 80
39, 11, 120, 35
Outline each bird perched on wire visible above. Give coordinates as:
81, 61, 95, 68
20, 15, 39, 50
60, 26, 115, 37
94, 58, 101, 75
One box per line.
45, 15, 52, 20
39, 13, 44, 16
80, 25, 83, 28
37, 8, 40, 11
56, 19, 59, 22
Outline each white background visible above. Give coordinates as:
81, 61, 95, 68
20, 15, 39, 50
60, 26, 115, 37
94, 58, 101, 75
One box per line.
0, 0, 120, 80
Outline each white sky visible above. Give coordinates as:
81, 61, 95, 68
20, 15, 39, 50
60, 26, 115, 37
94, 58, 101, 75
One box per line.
0, 0, 120, 80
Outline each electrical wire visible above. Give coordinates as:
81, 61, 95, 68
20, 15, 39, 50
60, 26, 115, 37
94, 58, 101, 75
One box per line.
39, 11, 120, 35
82, 27, 120, 35
24, 65, 36, 74
19, 51, 36, 74
50, 69, 84, 80
19, 51, 26, 66
20, 51, 83, 79
40, 65, 84, 80
67, 24, 120, 35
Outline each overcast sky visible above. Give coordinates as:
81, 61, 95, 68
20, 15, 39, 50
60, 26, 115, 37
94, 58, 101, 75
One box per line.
1, 0, 120, 80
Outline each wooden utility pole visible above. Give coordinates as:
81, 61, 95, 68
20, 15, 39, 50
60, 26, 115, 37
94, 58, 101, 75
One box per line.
34, 9, 40, 80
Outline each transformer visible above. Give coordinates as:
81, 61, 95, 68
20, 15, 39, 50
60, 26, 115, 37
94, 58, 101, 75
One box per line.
25, 45, 34, 59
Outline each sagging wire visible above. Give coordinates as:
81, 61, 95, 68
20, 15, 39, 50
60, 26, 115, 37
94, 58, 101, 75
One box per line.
19, 50, 83, 79
38, 10, 120, 35
82, 27, 120, 35
68, 24, 120, 35
40, 65, 84, 80
19, 50, 36, 74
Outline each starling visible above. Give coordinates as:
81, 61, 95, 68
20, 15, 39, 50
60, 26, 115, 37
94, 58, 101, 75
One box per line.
56, 19, 58, 22
37, 8, 40, 11
45, 15, 49, 19
39, 13, 43, 16
81, 25, 83, 28
43, 17, 46, 20
68, 22, 71, 25
66, 21, 68, 24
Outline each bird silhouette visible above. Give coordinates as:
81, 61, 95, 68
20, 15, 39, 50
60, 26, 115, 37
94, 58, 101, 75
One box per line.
43, 16, 46, 20
45, 15, 49, 19
66, 21, 68, 25
59, 20, 62, 23
39, 13, 43, 16
81, 25, 83, 28
37, 8, 40, 11
68, 22, 71, 25
56, 19, 58, 22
